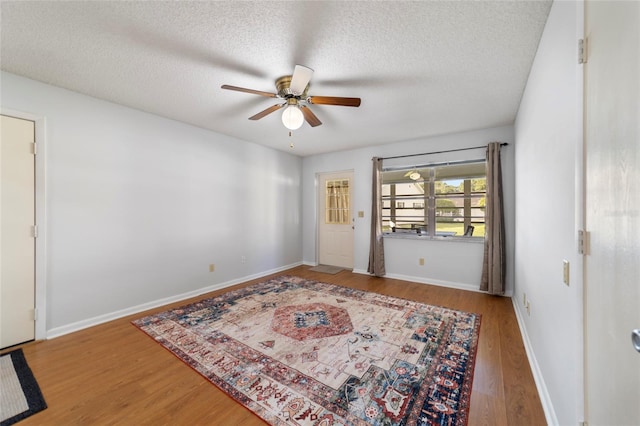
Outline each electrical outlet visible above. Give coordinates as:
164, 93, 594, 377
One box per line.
419, 258, 425, 266
563, 260, 570, 286
209, 264, 215, 272
241, 256, 246, 264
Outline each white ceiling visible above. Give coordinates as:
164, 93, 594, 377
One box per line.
1, 1, 552, 157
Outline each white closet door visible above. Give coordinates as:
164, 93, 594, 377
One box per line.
1, 114, 36, 348
583, 1, 640, 424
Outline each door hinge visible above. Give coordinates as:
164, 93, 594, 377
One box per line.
578, 38, 587, 64
32, 142, 37, 155
32, 225, 38, 238
578, 229, 590, 255
32, 308, 39, 321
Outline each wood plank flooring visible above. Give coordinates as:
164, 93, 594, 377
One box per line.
5, 266, 546, 425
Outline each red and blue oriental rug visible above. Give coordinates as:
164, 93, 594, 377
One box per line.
133, 276, 481, 425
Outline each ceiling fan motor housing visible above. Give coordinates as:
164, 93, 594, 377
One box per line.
276, 75, 309, 98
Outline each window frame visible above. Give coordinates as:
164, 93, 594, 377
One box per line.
381, 159, 486, 241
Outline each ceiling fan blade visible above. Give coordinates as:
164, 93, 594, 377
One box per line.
221, 85, 277, 98
289, 65, 314, 95
248, 103, 285, 120
300, 105, 322, 127
308, 96, 361, 107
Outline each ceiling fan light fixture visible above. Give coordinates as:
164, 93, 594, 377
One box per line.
409, 172, 421, 181
282, 104, 304, 130
221, 64, 360, 130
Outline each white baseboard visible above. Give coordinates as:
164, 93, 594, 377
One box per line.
352, 269, 481, 293
511, 298, 558, 426
387, 273, 480, 293
46, 262, 303, 339
353, 269, 514, 296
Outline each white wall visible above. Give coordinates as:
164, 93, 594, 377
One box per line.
302, 125, 515, 294
514, 1, 583, 424
1, 72, 302, 336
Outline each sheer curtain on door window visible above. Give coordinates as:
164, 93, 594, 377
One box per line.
326, 179, 350, 225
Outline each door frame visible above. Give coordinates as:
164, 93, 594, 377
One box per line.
316, 169, 355, 267
2, 108, 47, 341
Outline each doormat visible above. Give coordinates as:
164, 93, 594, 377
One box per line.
133, 275, 481, 425
0, 348, 47, 425
308, 265, 344, 274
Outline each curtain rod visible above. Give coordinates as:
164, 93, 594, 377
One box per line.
381, 142, 508, 160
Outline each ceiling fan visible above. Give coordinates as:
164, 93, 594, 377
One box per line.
221, 65, 361, 130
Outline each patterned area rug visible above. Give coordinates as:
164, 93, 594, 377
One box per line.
0, 349, 47, 426
133, 276, 481, 425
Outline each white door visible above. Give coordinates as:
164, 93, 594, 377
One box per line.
584, 2, 640, 424
318, 171, 354, 269
0, 115, 36, 348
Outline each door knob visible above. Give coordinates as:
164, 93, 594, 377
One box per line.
633, 329, 640, 353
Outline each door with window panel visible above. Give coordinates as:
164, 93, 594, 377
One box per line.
318, 172, 354, 268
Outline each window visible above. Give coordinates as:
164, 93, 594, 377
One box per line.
325, 179, 350, 224
381, 161, 486, 238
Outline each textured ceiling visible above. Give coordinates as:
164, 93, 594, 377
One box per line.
0, 1, 551, 156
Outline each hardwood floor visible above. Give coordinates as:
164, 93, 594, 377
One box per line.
6, 266, 546, 425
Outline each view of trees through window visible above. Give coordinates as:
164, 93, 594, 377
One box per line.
381, 161, 486, 238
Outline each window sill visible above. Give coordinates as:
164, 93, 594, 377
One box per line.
382, 232, 484, 243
